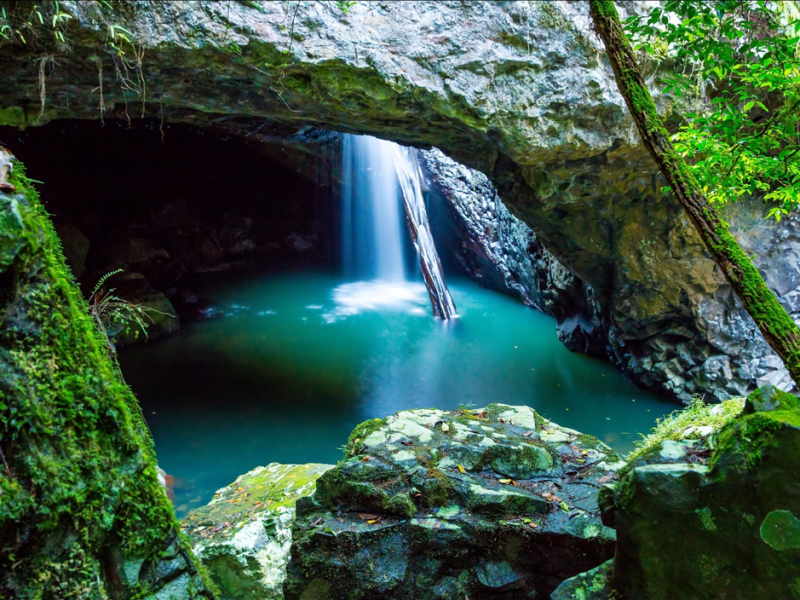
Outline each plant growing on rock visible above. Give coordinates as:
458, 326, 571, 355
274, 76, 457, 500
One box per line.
588, 0, 800, 389
88, 269, 162, 352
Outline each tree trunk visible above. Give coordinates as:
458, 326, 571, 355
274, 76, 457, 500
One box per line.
589, 0, 800, 388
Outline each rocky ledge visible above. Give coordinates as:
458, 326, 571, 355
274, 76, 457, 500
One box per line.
185, 405, 624, 599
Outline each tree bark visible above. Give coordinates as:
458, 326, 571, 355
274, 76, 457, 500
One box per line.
589, 0, 800, 388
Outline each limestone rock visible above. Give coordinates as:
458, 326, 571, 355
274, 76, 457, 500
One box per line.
184, 463, 333, 600
285, 404, 618, 599
2, 1, 797, 401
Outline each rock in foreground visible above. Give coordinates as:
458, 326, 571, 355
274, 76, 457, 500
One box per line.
285, 404, 622, 599
560, 386, 800, 600
184, 463, 333, 600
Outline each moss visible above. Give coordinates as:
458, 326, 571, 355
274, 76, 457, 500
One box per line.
0, 162, 211, 597
710, 411, 788, 470
625, 397, 744, 466
696, 507, 717, 532
422, 467, 456, 507
345, 417, 388, 458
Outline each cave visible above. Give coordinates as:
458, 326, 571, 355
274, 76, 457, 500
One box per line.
1, 117, 669, 517
3, 2, 800, 598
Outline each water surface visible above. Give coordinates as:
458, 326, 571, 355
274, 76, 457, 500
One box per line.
120, 271, 673, 515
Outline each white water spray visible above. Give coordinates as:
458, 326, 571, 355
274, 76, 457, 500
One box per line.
340, 134, 456, 319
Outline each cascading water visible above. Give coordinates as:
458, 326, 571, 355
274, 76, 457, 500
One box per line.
340, 135, 406, 281
339, 134, 457, 319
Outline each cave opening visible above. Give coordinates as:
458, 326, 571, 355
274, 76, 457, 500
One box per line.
0, 118, 669, 515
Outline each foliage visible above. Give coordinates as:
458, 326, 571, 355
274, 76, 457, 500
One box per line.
87, 269, 163, 352
626, 1, 800, 220
626, 395, 745, 464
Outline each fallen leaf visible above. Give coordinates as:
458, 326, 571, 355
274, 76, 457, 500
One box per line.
457, 464, 466, 474
367, 517, 382, 525
441, 423, 450, 432
434, 522, 442, 530
358, 513, 380, 521
598, 474, 615, 484
522, 431, 534, 437
499, 418, 505, 424
542, 492, 563, 503
362, 456, 370, 461
560, 501, 570, 513
311, 517, 323, 527
400, 440, 414, 446
499, 478, 511, 484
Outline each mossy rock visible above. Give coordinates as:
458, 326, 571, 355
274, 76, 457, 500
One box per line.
0, 163, 213, 598
286, 404, 619, 599
597, 387, 800, 599
183, 463, 333, 600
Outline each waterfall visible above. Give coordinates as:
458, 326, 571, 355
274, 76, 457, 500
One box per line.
340, 134, 457, 319
392, 145, 458, 320
340, 135, 406, 281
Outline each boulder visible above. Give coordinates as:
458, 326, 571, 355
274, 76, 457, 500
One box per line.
563, 387, 800, 599
118, 236, 155, 264
0, 166, 212, 598
285, 404, 621, 600
184, 463, 333, 600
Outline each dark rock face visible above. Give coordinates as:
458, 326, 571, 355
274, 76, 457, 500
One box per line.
421, 148, 610, 360
285, 404, 621, 599
421, 147, 800, 401
582, 386, 800, 599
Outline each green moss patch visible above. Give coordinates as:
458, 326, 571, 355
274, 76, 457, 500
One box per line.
0, 162, 211, 598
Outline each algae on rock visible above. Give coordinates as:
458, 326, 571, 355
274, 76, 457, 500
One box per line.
183, 463, 333, 600
285, 404, 620, 600
0, 163, 213, 599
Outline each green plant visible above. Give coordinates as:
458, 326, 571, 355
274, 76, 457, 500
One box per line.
625, 1, 800, 221
87, 269, 162, 351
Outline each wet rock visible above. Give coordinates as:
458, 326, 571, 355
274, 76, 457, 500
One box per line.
577, 387, 800, 600
221, 213, 254, 233
551, 560, 613, 600
184, 463, 333, 600
285, 404, 619, 600
56, 224, 90, 279
286, 232, 316, 253
118, 237, 155, 264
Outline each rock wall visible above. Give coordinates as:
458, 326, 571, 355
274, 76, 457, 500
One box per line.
0, 163, 212, 598
0, 0, 797, 400
420, 148, 800, 402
